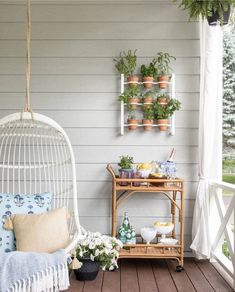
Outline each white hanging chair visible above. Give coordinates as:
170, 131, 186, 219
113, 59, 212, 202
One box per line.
0, 111, 84, 253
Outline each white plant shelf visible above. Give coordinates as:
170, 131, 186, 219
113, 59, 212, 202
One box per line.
120, 73, 176, 136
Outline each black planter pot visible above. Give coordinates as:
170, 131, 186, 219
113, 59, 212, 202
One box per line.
74, 259, 100, 281
207, 5, 231, 26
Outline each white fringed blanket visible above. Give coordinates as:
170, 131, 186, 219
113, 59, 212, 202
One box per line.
0, 249, 70, 292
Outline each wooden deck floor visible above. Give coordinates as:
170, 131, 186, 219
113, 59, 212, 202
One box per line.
68, 258, 233, 292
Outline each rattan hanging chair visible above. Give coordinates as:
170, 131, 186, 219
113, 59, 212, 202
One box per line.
0, 112, 84, 253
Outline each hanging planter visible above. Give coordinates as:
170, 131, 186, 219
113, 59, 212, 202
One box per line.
154, 52, 175, 89
140, 61, 157, 88
129, 97, 139, 109
207, 5, 231, 26
153, 99, 181, 132
142, 107, 154, 131
118, 86, 140, 109
142, 91, 154, 109
173, 0, 233, 26
113, 50, 139, 87
157, 94, 169, 105
127, 110, 139, 130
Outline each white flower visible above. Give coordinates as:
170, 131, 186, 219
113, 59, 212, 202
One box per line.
79, 251, 83, 258
90, 254, 95, 261
95, 249, 100, 257
89, 242, 96, 249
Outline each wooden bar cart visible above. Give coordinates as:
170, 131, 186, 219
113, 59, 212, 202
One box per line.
107, 164, 185, 272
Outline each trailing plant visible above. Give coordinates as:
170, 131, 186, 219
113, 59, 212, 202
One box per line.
118, 155, 134, 169
140, 61, 157, 77
143, 107, 154, 120
154, 99, 181, 119
173, 0, 234, 24
75, 231, 123, 271
154, 52, 176, 76
113, 50, 137, 76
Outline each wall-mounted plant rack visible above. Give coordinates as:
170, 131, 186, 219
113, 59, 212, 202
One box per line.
120, 73, 176, 136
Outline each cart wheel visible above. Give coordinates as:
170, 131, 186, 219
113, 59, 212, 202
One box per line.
176, 265, 184, 272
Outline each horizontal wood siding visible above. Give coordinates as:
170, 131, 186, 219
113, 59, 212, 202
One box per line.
0, 2, 199, 252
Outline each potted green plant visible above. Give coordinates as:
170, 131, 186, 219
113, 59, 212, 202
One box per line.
142, 90, 154, 109
173, 0, 233, 26
154, 99, 181, 131
157, 93, 170, 105
118, 155, 134, 185
127, 110, 139, 130
140, 61, 157, 88
74, 231, 122, 281
142, 107, 154, 131
154, 52, 176, 89
118, 86, 140, 109
113, 50, 139, 86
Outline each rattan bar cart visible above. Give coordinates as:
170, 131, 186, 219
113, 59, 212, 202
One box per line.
107, 164, 185, 272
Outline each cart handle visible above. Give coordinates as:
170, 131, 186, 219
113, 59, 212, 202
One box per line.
106, 164, 116, 180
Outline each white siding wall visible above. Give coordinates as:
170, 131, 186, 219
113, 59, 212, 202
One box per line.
0, 1, 200, 252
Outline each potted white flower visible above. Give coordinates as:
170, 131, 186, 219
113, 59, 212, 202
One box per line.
73, 232, 123, 281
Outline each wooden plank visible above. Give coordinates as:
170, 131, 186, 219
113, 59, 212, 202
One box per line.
0, 75, 199, 93
102, 270, 120, 292
184, 259, 214, 292
73, 145, 198, 164
166, 259, 196, 292
120, 259, 139, 292
0, 57, 199, 75
136, 259, 158, 292
0, 110, 199, 129
0, 4, 189, 22
83, 270, 103, 292
152, 259, 177, 292
0, 92, 199, 111
0, 22, 199, 40
0, 40, 200, 57
68, 272, 84, 292
75, 163, 199, 182
196, 260, 233, 292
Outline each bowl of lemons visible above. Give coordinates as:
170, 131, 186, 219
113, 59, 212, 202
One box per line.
154, 221, 174, 239
136, 163, 152, 178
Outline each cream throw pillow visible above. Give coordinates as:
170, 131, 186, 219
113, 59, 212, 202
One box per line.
6, 207, 70, 253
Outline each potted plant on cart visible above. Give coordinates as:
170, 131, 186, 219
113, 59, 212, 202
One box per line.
140, 60, 157, 88
142, 90, 154, 109
114, 50, 139, 86
118, 86, 140, 109
127, 110, 139, 130
118, 155, 134, 186
173, 0, 234, 26
154, 52, 176, 89
142, 107, 154, 131
154, 99, 181, 131
73, 232, 122, 281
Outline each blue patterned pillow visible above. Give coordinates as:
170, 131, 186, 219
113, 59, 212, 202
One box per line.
0, 193, 52, 252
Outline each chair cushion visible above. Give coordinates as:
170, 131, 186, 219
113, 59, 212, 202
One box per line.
6, 207, 70, 253
0, 193, 52, 252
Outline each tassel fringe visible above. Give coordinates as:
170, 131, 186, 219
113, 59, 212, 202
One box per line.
6, 263, 70, 292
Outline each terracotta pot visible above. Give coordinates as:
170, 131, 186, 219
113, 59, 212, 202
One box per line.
142, 119, 153, 131
129, 97, 139, 109
127, 119, 138, 130
157, 97, 169, 105
143, 96, 153, 109
157, 119, 169, 131
157, 76, 170, 89
143, 76, 154, 88
127, 75, 139, 87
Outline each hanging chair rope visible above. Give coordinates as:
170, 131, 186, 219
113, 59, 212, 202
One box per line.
23, 0, 33, 116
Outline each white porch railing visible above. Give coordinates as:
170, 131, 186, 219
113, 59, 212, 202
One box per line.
209, 180, 235, 290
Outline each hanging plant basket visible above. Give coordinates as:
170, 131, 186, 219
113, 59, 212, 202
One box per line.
207, 5, 231, 26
